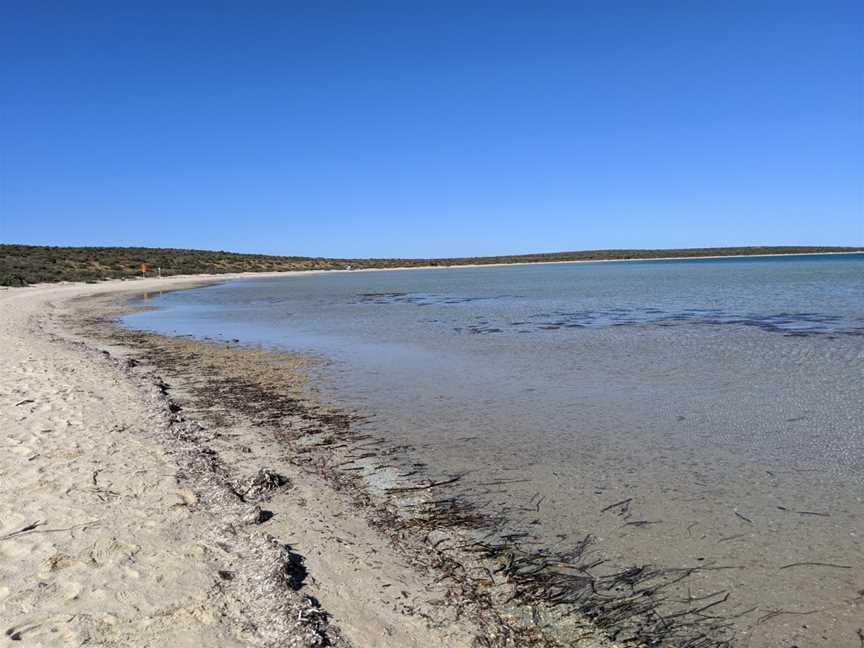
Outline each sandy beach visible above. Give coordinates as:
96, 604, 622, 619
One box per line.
5, 0, 861, 644
5, 266, 860, 647
0, 276, 515, 648
2, 274, 637, 648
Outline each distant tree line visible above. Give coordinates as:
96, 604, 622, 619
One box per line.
0, 244, 859, 287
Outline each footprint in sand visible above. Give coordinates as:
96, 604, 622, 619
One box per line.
3, 579, 83, 613
87, 537, 141, 567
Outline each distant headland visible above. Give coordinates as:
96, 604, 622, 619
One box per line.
1, 243, 860, 286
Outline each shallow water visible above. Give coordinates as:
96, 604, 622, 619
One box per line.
124, 254, 864, 646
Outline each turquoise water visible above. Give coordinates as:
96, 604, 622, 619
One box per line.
124, 253, 864, 647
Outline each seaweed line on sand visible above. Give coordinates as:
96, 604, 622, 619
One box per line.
71, 298, 738, 648
35, 317, 349, 648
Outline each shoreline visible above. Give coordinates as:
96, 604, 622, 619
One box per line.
107, 257, 864, 648
347, 249, 864, 273
3, 249, 861, 292
93, 282, 747, 644
0, 277, 741, 648
0, 278, 627, 647
0, 281, 482, 647
78, 285, 620, 647
90, 288, 744, 647
3, 268, 860, 646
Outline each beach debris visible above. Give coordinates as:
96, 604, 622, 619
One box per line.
461, 535, 737, 646
109, 321, 747, 648
600, 496, 633, 515
5, 623, 41, 641
756, 606, 824, 625
175, 488, 199, 507
240, 503, 266, 525
733, 510, 753, 524
777, 505, 831, 517
0, 520, 45, 541
778, 561, 851, 571
623, 519, 662, 528
600, 497, 633, 513
528, 492, 545, 512
386, 475, 461, 493
0, 520, 99, 541
234, 468, 292, 502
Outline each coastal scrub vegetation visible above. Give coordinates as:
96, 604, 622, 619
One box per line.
0, 244, 859, 286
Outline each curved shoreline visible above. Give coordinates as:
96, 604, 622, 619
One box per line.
85, 286, 619, 648
1, 276, 735, 647
4, 267, 861, 647
0, 280, 486, 648
109, 260, 864, 648
4, 250, 862, 292
95, 293, 739, 648
96, 279, 748, 645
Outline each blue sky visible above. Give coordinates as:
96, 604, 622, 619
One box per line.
1, 2, 861, 257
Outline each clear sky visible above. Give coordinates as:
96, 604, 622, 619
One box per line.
1, 2, 862, 257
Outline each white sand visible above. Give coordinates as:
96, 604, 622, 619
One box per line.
0, 277, 481, 647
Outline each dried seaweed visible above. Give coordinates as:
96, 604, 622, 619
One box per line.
85, 312, 745, 648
